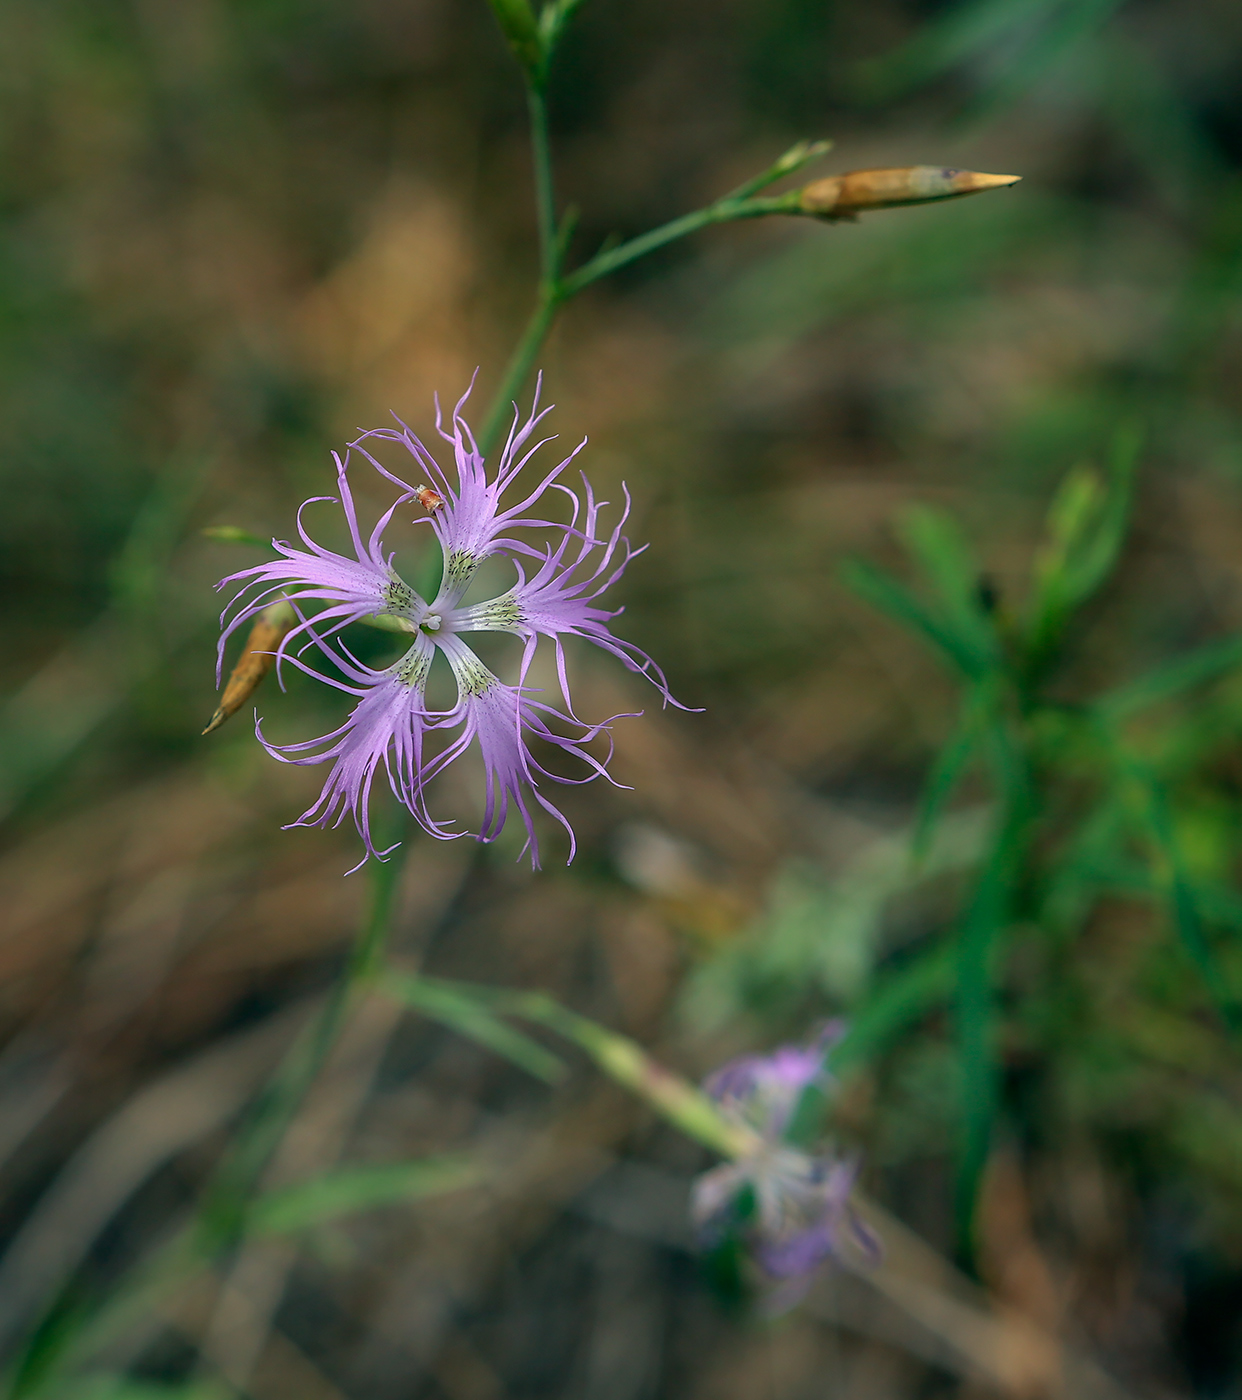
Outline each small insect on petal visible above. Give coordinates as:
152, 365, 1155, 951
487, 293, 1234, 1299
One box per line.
414, 484, 445, 512
798, 166, 1020, 220
202, 598, 296, 736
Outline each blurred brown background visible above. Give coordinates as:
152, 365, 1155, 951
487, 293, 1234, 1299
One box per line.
3, 0, 1242, 1396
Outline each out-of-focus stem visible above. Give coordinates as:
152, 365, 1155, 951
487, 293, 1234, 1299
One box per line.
196, 821, 408, 1251
13, 823, 410, 1394
383, 973, 760, 1161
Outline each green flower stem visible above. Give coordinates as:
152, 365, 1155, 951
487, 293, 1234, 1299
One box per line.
953, 709, 1030, 1269
10, 828, 412, 1394
474, 93, 827, 456
382, 973, 760, 1160
528, 84, 558, 285
509, 992, 760, 1158
478, 287, 561, 458
196, 815, 409, 1251
559, 194, 801, 297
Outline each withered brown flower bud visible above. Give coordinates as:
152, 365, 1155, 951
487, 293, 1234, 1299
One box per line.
799, 166, 1020, 220
202, 597, 296, 736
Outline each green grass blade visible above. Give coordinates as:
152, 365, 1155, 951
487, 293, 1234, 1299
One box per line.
787, 939, 961, 1147
952, 766, 1028, 1266
1096, 632, 1242, 721
1065, 422, 1140, 601
252, 1154, 484, 1235
384, 972, 567, 1084
912, 689, 988, 863
840, 557, 985, 677
896, 506, 997, 668
1130, 766, 1242, 1034
857, 0, 1056, 100
954, 834, 1010, 1267
830, 943, 957, 1075
1024, 427, 1139, 680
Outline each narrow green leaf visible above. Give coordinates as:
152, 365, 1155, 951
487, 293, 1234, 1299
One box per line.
953, 796, 1027, 1265
1024, 425, 1139, 676
385, 972, 567, 1084
485, 0, 544, 75
1063, 423, 1140, 602
786, 942, 959, 1146
538, 0, 589, 51
1028, 463, 1106, 648
829, 943, 957, 1074
252, 1154, 484, 1236
504, 992, 758, 1158
1096, 632, 1242, 721
840, 556, 984, 677
384, 975, 758, 1159
857, 0, 1057, 101
1129, 764, 1242, 1034
912, 689, 988, 862
897, 506, 996, 667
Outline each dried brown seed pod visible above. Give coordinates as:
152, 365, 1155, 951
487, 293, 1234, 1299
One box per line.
799, 166, 1020, 219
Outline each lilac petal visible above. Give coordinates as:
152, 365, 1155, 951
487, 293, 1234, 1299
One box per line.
755, 1156, 861, 1277
215, 452, 426, 683
703, 1021, 849, 1139
350, 375, 589, 609
428, 634, 627, 867
217, 379, 694, 868
755, 1220, 838, 1281
449, 476, 691, 714
255, 633, 454, 866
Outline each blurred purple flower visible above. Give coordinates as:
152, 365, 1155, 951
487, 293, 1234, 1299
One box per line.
217, 378, 684, 869
692, 1024, 878, 1307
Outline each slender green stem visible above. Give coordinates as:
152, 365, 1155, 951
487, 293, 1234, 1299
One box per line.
954, 714, 1029, 1270
196, 819, 409, 1250
475, 122, 817, 450
477, 77, 565, 457
478, 288, 561, 457
722, 137, 832, 201
382, 973, 759, 1159
478, 193, 800, 450
562, 194, 799, 296
527, 84, 558, 286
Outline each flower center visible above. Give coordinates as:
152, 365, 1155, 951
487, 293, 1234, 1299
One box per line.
421, 613, 442, 632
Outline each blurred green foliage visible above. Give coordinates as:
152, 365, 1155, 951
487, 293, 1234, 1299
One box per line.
4, 0, 1242, 1394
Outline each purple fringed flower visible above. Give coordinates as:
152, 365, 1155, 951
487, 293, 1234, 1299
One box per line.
692, 1024, 878, 1308
217, 377, 686, 869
